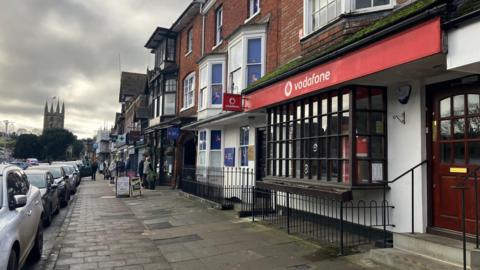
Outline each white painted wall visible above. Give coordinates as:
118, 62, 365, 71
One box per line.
384, 80, 428, 233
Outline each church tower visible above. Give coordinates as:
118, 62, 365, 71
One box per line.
43, 100, 65, 131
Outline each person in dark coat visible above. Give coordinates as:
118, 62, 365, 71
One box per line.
91, 161, 98, 180
138, 156, 145, 187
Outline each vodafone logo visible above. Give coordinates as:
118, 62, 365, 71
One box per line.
284, 81, 293, 97
229, 97, 236, 105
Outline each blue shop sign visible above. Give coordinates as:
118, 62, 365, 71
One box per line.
167, 127, 180, 140
224, 148, 235, 167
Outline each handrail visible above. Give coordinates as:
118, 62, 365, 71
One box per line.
455, 166, 480, 270
388, 160, 428, 184
382, 160, 428, 247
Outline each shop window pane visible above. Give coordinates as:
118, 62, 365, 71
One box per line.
371, 112, 384, 135
356, 136, 369, 158
210, 151, 221, 167
330, 113, 339, 134
469, 117, 480, 138
342, 93, 349, 111
468, 94, 480, 114
469, 142, 480, 164
313, 100, 318, 116
330, 160, 338, 181
296, 139, 301, 158
356, 112, 368, 134
357, 160, 370, 184
321, 116, 328, 135
341, 160, 349, 184
454, 142, 465, 164
311, 160, 318, 179
440, 143, 451, 164
440, 120, 451, 140
312, 139, 319, 158
321, 160, 328, 180
371, 162, 384, 182
211, 130, 221, 150
341, 112, 349, 134
371, 137, 384, 159
453, 95, 465, 116
313, 117, 319, 136
453, 118, 465, 139
440, 97, 451, 118
371, 89, 383, 110
198, 152, 206, 166
329, 137, 338, 157
331, 95, 338, 113
341, 136, 349, 159
356, 88, 369, 109
296, 160, 301, 178
320, 138, 327, 158
322, 98, 328, 114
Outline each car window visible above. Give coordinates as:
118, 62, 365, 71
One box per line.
37, 167, 62, 178
7, 171, 28, 207
27, 174, 47, 188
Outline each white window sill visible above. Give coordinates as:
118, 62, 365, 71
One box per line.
353, 4, 394, 14
244, 10, 261, 24
185, 50, 192, 57
212, 40, 223, 51
180, 105, 194, 112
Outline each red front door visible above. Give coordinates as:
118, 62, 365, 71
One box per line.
432, 85, 480, 233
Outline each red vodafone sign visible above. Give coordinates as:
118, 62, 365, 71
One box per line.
223, 93, 243, 112
245, 17, 442, 111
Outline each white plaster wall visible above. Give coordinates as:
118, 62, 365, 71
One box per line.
447, 20, 480, 73
385, 80, 428, 233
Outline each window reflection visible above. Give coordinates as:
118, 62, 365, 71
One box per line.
440, 97, 451, 118
453, 95, 465, 116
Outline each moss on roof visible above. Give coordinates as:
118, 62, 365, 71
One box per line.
243, 0, 438, 94
457, 0, 480, 16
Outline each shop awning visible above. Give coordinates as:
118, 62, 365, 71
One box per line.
244, 17, 442, 111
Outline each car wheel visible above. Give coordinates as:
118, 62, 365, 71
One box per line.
7, 249, 18, 270
54, 202, 60, 215
43, 207, 52, 227
29, 222, 43, 262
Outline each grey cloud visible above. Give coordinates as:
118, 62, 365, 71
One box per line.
0, 0, 191, 138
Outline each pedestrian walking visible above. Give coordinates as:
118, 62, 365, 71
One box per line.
138, 156, 145, 187
91, 161, 98, 180
144, 156, 154, 189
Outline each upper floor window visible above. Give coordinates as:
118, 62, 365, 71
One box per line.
166, 38, 175, 61
229, 41, 242, 94
304, 0, 391, 36
187, 28, 193, 54
215, 7, 223, 46
199, 59, 225, 110
183, 73, 195, 109
164, 79, 176, 115
249, 0, 260, 18
247, 38, 262, 86
211, 64, 223, 105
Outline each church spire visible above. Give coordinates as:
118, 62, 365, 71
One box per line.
62, 102, 65, 114
50, 102, 54, 113
44, 101, 48, 114
56, 100, 60, 113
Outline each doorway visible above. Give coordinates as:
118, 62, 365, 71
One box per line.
430, 83, 480, 233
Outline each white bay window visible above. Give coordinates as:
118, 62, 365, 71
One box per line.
198, 56, 225, 111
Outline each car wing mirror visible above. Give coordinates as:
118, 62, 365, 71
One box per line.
11, 195, 27, 209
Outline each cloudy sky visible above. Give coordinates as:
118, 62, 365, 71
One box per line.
0, 0, 190, 138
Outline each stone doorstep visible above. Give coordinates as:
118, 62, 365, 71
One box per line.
370, 232, 480, 270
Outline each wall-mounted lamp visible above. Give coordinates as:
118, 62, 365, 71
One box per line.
396, 84, 412, 105
393, 112, 406, 125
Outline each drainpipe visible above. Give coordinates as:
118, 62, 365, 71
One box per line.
201, 3, 205, 56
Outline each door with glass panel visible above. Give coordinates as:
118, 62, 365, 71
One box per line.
432, 87, 480, 233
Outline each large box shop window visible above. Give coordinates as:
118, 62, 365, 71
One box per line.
266, 86, 386, 186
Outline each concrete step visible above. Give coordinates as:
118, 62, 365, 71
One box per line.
370, 248, 463, 270
394, 233, 480, 268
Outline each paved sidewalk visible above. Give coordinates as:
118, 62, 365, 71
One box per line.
48, 178, 387, 269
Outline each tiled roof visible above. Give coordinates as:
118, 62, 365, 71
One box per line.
119, 72, 146, 102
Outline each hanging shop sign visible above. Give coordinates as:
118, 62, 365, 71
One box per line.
167, 127, 180, 140
224, 148, 235, 167
223, 93, 243, 112
245, 18, 442, 111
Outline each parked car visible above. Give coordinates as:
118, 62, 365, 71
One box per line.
0, 164, 44, 270
29, 166, 70, 207
8, 162, 28, 170
59, 165, 77, 194
24, 170, 59, 227
25, 158, 39, 166
52, 162, 81, 187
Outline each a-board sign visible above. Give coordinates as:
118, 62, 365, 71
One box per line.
116, 176, 130, 197
131, 177, 142, 197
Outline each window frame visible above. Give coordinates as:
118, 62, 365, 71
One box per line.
215, 6, 223, 46
183, 72, 196, 110
186, 28, 193, 55
240, 126, 250, 167
198, 57, 225, 111
248, 0, 260, 19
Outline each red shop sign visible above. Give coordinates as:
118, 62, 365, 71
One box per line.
223, 93, 243, 112
245, 17, 442, 111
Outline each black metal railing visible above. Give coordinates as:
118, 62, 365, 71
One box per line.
454, 166, 480, 270
180, 166, 255, 208
241, 187, 394, 254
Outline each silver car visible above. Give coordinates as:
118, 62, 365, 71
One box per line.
0, 165, 44, 270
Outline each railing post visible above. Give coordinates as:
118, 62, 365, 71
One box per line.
383, 182, 387, 247
475, 173, 479, 249
462, 186, 467, 270
252, 186, 255, 222
411, 169, 415, 234
339, 201, 344, 256
287, 192, 290, 234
